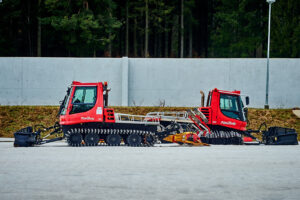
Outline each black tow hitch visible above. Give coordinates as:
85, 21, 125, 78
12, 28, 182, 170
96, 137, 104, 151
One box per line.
14, 122, 63, 147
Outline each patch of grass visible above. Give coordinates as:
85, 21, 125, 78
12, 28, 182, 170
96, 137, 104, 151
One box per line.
0, 106, 59, 138
0, 106, 299, 140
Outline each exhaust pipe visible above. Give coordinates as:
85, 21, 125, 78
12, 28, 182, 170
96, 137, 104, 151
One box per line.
200, 90, 205, 107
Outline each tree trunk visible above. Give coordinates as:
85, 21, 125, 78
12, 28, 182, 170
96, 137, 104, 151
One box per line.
171, 15, 179, 57
154, 33, 157, 57
125, 0, 129, 56
158, 32, 162, 57
37, 0, 41, 57
108, 8, 112, 57
133, 18, 137, 57
27, 0, 32, 56
37, 19, 41, 57
140, 22, 143, 57
145, 0, 149, 57
164, 20, 168, 58
188, 23, 192, 58
257, 1, 264, 58
108, 42, 112, 57
256, 43, 263, 58
180, 0, 184, 58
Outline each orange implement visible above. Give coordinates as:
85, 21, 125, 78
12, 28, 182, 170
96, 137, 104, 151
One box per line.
163, 132, 209, 146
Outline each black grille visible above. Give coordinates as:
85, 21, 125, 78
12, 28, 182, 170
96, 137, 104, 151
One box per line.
200, 108, 210, 120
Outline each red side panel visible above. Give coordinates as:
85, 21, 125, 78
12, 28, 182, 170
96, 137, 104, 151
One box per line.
199, 107, 211, 123
104, 108, 115, 123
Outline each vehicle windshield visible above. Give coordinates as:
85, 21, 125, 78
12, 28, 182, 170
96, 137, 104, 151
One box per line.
219, 94, 245, 121
59, 87, 72, 116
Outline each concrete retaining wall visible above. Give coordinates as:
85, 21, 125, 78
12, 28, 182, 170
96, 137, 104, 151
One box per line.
0, 57, 299, 108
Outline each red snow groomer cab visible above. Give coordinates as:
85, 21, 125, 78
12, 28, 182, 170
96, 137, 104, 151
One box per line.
200, 88, 248, 131
197, 88, 249, 144
59, 81, 115, 125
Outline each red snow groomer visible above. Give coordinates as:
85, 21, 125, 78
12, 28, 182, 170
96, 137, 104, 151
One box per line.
15, 81, 159, 147
14, 81, 298, 147
146, 88, 249, 144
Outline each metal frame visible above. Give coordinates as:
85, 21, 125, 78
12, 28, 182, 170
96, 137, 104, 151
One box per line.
146, 111, 192, 123
114, 113, 160, 125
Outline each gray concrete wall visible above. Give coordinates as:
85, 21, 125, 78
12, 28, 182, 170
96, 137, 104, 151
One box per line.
0, 57, 299, 108
0, 57, 123, 106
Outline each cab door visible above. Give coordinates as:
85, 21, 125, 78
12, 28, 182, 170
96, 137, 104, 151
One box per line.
61, 85, 103, 125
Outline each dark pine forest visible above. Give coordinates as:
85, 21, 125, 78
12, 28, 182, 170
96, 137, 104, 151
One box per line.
0, 0, 299, 58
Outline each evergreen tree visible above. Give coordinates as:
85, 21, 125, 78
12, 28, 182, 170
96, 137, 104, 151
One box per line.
41, 0, 121, 57
0, 0, 299, 58
271, 0, 300, 58
209, 0, 266, 57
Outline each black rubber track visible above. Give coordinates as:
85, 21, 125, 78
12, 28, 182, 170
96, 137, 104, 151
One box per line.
200, 130, 243, 145
64, 128, 156, 147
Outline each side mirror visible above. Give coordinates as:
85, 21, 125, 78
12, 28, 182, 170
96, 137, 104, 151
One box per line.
245, 96, 250, 106
66, 87, 71, 95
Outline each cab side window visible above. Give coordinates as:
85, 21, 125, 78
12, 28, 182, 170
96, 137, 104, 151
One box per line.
70, 86, 97, 114
73, 88, 84, 103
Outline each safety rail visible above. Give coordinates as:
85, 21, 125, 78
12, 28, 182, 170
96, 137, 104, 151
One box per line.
187, 109, 210, 136
146, 111, 191, 122
190, 108, 209, 123
114, 113, 160, 125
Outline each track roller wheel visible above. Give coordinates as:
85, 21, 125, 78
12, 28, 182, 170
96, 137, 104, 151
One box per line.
127, 134, 142, 147
144, 134, 155, 146
106, 134, 121, 146
67, 132, 83, 147
84, 133, 99, 146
